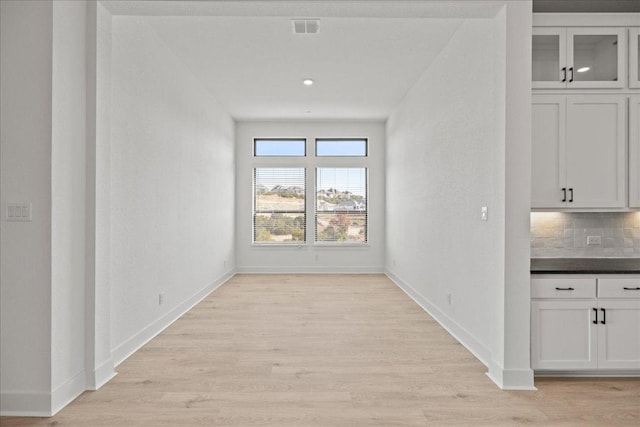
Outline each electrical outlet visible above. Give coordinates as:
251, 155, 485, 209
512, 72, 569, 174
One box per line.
481, 206, 488, 221
587, 236, 601, 245
158, 292, 164, 305
447, 293, 452, 305
6, 203, 32, 222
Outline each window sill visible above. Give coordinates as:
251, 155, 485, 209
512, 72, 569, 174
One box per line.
250, 243, 370, 249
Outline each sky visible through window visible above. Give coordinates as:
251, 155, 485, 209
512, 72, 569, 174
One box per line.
254, 139, 305, 156
316, 139, 367, 156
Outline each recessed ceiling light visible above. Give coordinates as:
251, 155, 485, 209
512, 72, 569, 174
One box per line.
577, 66, 590, 73
303, 79, 314, 86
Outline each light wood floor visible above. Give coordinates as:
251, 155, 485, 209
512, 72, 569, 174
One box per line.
2, 274, 639, 426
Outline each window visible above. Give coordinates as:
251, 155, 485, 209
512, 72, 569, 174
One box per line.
254, 139, 306, 156
316, 138, 367, 156
253, 168, 305, 244
251, 137, 369, 246
316, 168, 367, 243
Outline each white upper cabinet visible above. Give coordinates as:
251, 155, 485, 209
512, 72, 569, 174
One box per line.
533, 27, 626, 89
565, 95, 626, 208
532, 96, 566, 208
532, 95, 627, 209
630, 96, 640, 208
630, 28, 640, 89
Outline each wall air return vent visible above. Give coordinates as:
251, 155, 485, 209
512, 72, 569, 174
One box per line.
292, 19, 320, 34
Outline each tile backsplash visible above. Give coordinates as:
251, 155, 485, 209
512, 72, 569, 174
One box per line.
531, 212, 640, 258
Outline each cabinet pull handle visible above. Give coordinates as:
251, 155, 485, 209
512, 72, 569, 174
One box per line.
600, 308, 606, 325
562, 67, 567, 82
555, 287, 574, 291
593, 308, 598, 324
569, 67, 574, 82
623, 287, 640, 291
562, 188, 567, 202
569, 188, 574, 203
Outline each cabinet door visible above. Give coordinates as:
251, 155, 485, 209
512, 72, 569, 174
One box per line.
567, 27, 626, 89
533, 27, 567, 89
597, 300, 640, 370
532, 95, 567, 208
566, 95, 626, 208
531, 300, 598, 370
630, 96, 640, 208
628, 28, 639, 89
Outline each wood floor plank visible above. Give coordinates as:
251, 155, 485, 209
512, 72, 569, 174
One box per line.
1, 274, 638, 426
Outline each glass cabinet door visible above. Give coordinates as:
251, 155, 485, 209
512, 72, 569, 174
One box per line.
630, 28, 640, 89
532, 28, 567, 89
567, 28, 625, 88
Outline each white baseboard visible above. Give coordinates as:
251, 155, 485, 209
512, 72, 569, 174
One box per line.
386, 269, 536, 391
487, 368, 536, 390
385, 269, 494, 369
0, 370, 91, 417
112, 269, 235, 366
236, 266, 385, 274
86, 358, 117, 391
535, 370, 640, 377
0, 391, 51, 417
51, 370, 87, 416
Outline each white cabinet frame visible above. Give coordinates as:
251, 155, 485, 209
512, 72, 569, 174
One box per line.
597, 300, 640, 370
629, 28, 640, 89
532, 27, 568, 90
631, 96, 640, 208
533, 27, 626, 89
532, 95, 627, 209
531, 300, 598, 370
566, 27, 626, 89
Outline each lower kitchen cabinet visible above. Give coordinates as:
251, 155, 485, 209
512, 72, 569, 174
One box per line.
531, 275, 640, 373
596, 300, 640, 369
531, 299, 598, 369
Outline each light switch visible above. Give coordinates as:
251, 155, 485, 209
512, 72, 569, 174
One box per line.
481, 206, 488, 221
5, 203, 32, 222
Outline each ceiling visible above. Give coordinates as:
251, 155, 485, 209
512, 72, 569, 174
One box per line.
102, 1, 513, 121
143, 16, 463, 120
100, 0, 639, 121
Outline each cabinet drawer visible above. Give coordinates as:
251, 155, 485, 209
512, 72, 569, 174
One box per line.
598, 277, 640, 298
532, 277, 596, 298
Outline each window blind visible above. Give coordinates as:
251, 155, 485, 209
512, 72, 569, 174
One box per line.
315, 168, 367, 243
253, 168, 306, 244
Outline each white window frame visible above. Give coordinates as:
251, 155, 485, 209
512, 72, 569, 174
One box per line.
251, 137, 370, 247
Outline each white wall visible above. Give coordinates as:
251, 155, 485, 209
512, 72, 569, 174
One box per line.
500, 1, 533, 389
109, 16, 235, 363
235, 121, 385, 272
385, 2, 533, 389
85, 0, 116, 391
51, 0, 89, 412
0, 0, 54, 415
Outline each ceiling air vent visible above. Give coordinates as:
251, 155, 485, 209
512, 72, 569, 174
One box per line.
292, 19, 320, 34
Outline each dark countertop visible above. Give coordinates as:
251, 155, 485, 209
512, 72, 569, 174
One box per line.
531, 258, 640, 274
